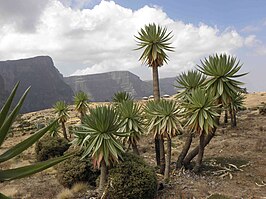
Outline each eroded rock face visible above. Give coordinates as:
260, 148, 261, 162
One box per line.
65, 71, 177, 101
0, 74, 8, 106
65, 71, 150, 101
0, 56, 73, 113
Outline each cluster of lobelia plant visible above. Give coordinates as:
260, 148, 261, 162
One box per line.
52, 91, 90, 140
0, 83, 72, 199
174, 54, 247, 172
72, 92, 155, 196
135, 23, 247, 174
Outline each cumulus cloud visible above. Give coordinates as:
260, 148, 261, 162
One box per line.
0, 0, 251, 79
241, 25, 260, 33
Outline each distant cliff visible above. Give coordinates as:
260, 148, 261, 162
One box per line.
0, 56, 74, 113
65, 71, 177, 101
0, 74, 8, 106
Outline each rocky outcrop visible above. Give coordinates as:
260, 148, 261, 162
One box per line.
0, 74, 9, 106
0, 56, 74, 113
65, 71, 150, 101
65, 71, 177, 101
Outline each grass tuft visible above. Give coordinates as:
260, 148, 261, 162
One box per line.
71, 182, 88, 193
56, 188, 73, 199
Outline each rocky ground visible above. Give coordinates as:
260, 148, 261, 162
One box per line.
0, 93, 265, 199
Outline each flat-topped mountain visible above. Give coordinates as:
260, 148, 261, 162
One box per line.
0, 56, 178, 111
65, 71, 177, 101
0, 56, 73, 113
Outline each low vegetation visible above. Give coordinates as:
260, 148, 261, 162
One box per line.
107, 153, 157, 199
35, 135, 70, 161
56, 151, 100, 188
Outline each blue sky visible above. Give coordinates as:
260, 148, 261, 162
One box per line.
0, 0, 265, 91
89, 0, 266, 92
111, 0, 266, 38
112, 0, 265, 25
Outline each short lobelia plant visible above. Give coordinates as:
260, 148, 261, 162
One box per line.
54, 101, 70, 140
116, 100, 145, 155
112, 91, 133, 103
145, 99, 182, 181
74, 91, 90, 123
182, 88, 219, 172
0, 83, 72, 199
48, 119, 60, 137
228, 92, 245, 127
73, 106, 125, 194
175, 70, 206, 169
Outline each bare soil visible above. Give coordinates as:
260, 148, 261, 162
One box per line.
0, 93, 265, 199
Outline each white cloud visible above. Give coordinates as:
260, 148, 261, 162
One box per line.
244, 35, 260, 47
241, 25, 260, 33
0, 0, 251, 79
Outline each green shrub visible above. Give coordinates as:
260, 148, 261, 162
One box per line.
56, 151, 100, 188
107, 153, 157, 199
35, 135, 70, 161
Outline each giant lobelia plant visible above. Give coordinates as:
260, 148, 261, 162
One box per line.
135, 23, 174, 170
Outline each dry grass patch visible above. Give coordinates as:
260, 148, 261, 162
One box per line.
71, 182, 88, 193
56, 188, 73, 199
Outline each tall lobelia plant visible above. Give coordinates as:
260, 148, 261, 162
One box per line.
198, 54, 247, 107
135, 23, 174, 169
0, 83, 72, 199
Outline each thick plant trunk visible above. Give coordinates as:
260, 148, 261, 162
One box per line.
164, 135, 171, 182
61, 122, 69, 141
155, 136, 160, 166
176, 132, 193, 169
159, 134, 165, 174
132, 142, 140, 155
229, 106, 237, 128
80, 112, 84, 124
152, 65, 161, 166
152, 66, 160, 101
233, 110, 237, 127
224, 109, 228, 124
193, 133, 205, 173
183, 128, 216, 167
99, 161, 107, 194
